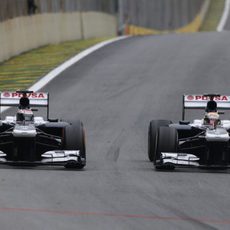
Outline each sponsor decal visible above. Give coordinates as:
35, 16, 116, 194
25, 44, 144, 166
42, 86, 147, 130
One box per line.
3, 92, 10, 98
1, 92, 47, 99
186, 95, 229, 101
187, 95, 194, 100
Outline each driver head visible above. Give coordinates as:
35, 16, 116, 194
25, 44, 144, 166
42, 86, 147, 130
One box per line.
204, 112, 220, 127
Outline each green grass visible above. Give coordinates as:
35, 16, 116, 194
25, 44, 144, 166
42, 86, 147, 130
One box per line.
0, 38, 109, 91
201, 0, 225, 31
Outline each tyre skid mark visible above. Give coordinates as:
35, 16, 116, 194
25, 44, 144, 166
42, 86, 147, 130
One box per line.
106, 129, 126, 162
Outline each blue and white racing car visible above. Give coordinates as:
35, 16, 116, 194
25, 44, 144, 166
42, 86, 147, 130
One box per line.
148, 94, 230, 170
0, 91, 86, 169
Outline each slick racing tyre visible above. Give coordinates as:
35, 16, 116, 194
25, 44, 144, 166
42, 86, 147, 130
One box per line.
64, 120, 86, 169
155, 126, 178, 169
148, 120, 172, 162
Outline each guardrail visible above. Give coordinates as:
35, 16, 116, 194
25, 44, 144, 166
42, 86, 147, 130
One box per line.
118, 0, 209, 35
0, 0, 117, 22
0, 0, 211, 63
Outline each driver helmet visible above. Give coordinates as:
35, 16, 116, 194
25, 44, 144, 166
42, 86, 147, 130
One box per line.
16, 109, 34, 123
203, 112, 220, 126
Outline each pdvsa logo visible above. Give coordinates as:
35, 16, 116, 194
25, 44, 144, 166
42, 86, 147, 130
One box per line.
186, 95, 229, 101
2, 92, 46, 98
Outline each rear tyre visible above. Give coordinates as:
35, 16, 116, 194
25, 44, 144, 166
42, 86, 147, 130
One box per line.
148, 120, 172, 162
64, 120, 86, 169
155, 126, 177, 170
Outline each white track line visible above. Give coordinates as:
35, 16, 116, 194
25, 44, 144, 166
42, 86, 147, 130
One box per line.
28, 36, 129, 92
1, 36, 129, 113
217, 0, 230, 32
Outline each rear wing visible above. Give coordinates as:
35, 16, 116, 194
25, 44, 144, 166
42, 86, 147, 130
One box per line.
0, 91, 49, 119
182, 94, 230, 120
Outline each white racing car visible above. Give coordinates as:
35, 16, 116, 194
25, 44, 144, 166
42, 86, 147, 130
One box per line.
148, 94, 230, 170
0, 91, 86, 169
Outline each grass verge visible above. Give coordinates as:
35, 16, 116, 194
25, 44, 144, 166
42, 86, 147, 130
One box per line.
200, 0, 225, 31
0, 38, 108, 91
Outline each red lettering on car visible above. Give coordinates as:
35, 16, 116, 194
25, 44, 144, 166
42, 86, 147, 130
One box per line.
38, 93, 44, 98
222, 96, 228, 101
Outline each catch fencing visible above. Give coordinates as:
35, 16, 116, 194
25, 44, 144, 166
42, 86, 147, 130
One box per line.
0, 0, 118, 22
120, 0, 205, 30
0, 0, 207, 30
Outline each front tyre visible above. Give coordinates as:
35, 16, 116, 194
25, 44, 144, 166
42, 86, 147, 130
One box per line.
155, 126, 177, 170
148, 120, 172, 162
64, 120, 86, 169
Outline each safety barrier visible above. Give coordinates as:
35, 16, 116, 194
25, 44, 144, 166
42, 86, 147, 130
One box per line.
119, 0, 210, 35
0, 0, 117, 22
0, 12, 117, 63
0, 0, 211, 62
0, 0, 118, 63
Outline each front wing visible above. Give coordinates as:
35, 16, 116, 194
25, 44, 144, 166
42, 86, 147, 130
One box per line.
0, 150, 86, 167
156, 152, 230, 169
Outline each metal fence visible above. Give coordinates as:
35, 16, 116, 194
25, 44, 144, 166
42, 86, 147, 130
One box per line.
0, 0, 118, 22
120, 0, 204, 30
0, 0, 205, 29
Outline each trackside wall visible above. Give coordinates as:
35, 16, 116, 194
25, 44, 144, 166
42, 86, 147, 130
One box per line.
0, 0, 118, 63
0, 0, 212, 62
120, 0, 210, 35
0, 12, 117, 63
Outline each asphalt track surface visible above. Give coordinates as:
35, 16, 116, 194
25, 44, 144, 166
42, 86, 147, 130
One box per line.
2, 32, 230, 230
